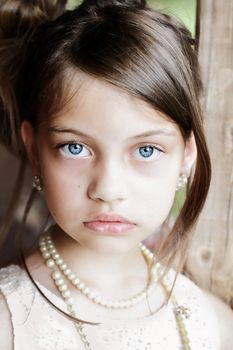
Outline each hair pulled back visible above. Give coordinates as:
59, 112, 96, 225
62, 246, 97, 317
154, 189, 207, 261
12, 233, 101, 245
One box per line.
0, 0, 67, 37
0, 0, 211, 268
0, 0, 67, 155
79, 0, 147, 12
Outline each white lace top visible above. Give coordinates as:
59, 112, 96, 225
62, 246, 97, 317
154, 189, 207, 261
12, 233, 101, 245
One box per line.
0, 265, 220, 350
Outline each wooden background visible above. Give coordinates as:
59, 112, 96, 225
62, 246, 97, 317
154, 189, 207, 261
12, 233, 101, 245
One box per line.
185, 0, 233, 309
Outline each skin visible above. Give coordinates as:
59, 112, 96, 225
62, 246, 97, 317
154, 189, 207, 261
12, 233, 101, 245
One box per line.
21, 72, 196, 251
18, 72, 199, 324
20, 73, 197, 306
0, 72, 230, 348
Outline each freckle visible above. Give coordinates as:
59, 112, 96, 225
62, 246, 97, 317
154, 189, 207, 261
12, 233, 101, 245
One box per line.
201, 249, 212, 262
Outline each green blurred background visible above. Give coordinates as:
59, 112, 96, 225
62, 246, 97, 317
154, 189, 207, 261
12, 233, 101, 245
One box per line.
68, 0, 197, 35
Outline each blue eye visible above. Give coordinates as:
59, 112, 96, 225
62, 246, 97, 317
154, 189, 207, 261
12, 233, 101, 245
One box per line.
134, 145, 163, 161
59, 143, 91, 157
139, 146, 154, 158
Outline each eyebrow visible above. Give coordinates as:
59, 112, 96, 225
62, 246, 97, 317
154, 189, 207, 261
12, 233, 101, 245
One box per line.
48, 126, 176, 140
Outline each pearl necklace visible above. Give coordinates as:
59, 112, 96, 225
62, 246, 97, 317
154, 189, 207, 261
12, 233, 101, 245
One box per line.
39, 233, 161, 309
161, 278, 192, 350
39, 233, 192, 350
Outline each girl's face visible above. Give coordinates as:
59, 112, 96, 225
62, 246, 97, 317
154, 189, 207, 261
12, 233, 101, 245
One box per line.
21, 73, 196, 254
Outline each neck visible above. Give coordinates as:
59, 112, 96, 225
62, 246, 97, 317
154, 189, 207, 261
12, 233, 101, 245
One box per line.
51, 227, 150, 294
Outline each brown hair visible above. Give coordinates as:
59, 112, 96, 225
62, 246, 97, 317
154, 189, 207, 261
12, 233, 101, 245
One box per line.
0, 0, 68, 264
0, 0, 211, 271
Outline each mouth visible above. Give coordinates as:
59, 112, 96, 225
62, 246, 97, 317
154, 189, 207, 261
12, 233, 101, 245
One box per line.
83, 213, 136, 234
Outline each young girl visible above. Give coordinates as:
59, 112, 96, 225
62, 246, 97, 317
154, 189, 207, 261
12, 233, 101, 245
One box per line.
0, 0, 232, 349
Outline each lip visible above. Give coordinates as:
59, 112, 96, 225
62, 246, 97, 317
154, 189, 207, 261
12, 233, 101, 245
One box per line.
85, 213, 134, 224
83, 213, 136, 234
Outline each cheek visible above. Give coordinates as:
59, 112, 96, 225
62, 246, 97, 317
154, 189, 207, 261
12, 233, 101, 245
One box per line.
39, 153, 89, 219
136, 187, 176, 232
131, 162, 180, 225
39, 147, 89, 190
139, 178, 177, 213
131, 157, 180, 195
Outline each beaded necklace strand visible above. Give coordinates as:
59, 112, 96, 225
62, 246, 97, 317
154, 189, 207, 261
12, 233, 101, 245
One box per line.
39, 234, 160, 309
39, 233, 191, 350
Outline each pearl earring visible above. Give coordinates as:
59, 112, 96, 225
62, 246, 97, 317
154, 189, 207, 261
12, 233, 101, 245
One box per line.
176, 174, 188, 191
33, 175, 43, 191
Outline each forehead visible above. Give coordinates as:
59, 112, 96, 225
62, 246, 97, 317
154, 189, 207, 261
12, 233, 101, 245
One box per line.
47, 72, 181, 139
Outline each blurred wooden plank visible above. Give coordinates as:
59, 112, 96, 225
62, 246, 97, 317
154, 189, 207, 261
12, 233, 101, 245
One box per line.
185, 0, 233, 308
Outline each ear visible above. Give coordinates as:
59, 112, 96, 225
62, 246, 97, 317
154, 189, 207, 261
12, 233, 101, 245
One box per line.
180, 133, 197, 176
20, 120, 40, 174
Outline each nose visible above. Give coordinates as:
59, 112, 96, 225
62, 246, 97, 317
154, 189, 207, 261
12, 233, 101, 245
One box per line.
87, 160, 128, 204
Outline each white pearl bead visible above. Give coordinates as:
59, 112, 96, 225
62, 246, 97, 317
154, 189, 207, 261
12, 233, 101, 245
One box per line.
55, 278, 64, 286
40, 246, 47, 253
64, 268, 71, 276
93, 295, 101, 303
79, 282, 85, 290
40, 233, 157, 311
52, 253, 60, 260
47, 244, 54, 249
83, 287, 90, 295
65, 297, 74, 306
87, 292, 96, 300
52, 271, 61, 280
60, 263, 67, 271
62, 290, 71, 298
56, 258, 63, 265
46, 259, 55, 268
42, 252, 50, 259
59, 284, 68, 292
73, 277, 80, 286
148, 252, 154, 260
68, 273, 75, 281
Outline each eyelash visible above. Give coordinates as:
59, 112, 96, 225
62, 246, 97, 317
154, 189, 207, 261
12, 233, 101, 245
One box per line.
56, 142, 91, 158
133, 144, 164, 161
56, 142, 165, 161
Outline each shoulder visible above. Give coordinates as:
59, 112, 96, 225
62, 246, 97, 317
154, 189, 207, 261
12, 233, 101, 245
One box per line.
204, 290, 233, 350
0, 264, 25, 294
0, 264, 24, 281
0, 263, 36, 315
0, 264, 35, 349
165, 270, 221, 349
166, 269, 212, 308
0, 288, 13, 349
168, 271, 233, 350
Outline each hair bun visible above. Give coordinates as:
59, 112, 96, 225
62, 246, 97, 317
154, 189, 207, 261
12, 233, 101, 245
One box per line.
80, 0, 147, 12
0, 0, 67, 38
0, 1, 67, 156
